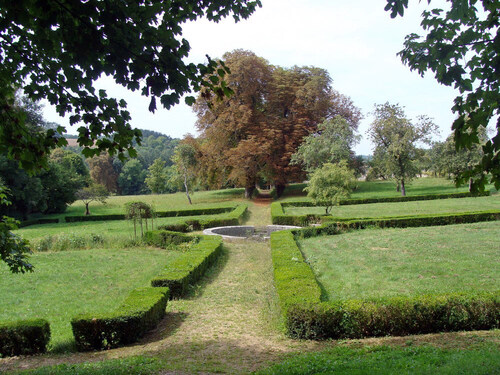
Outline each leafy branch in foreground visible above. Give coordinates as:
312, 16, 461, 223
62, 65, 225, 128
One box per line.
384, 0, 499, 190
0, 0, 262, 171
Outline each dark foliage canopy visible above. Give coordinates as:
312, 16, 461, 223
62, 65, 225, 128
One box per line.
0, 0, 261, 171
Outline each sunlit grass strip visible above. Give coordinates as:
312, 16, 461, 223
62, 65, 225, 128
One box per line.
270, 228, 500, 340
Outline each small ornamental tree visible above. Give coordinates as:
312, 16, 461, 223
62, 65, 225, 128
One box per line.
76, 184, 109, 216
305, 162, 357, 215
125, 201, 155, 240
172, 143, 198, 205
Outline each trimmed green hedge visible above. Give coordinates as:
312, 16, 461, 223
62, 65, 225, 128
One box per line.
71, 287, 169, 351
271, 202, 316, 226
65, 214, 125, 222
286, 293, 500, 340
270, 231, 321, 311
64, 204, 238, 223
324, 210, 500, 230
270, 226, 500, 340
158, 204, 248, 232
143, 230, 197, 247
19, 218, 59, 228
0, 319, 51, 357
151, 235, 223, 298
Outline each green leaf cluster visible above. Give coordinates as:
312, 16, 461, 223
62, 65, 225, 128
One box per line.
384, 0, 500, 190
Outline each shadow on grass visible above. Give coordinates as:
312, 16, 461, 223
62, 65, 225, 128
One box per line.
182, 244, 230, 301
140, 311, 189, 344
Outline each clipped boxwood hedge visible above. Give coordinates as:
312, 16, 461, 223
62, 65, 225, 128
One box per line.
151, 235, 223, 298
143, 230, 197, 247
158, 204, 248, 232
71, 287, 169, 351
65, 204, 239, 223
286, 293, 500, 340
270, 224, 500, 340
0, 319, 51, 357
323, 210, 500, 229
18, 218, 59, 228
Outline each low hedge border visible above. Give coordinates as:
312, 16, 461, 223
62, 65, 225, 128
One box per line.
151, 235, 223, 298
18, 218, 59, 228
143, 230, 197, 247
71, 287, 169, 351
64, 204, 238, 223
158, 204, 248, 232
271, 223, 500, 340
0, 319, 51, 357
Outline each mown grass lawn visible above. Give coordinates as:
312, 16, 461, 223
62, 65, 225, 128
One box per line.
43, 188, 245, 219
298, 221, 500, 300
0, 248, 177, 351
284, 195, 500, 217
256, 345, 500, 375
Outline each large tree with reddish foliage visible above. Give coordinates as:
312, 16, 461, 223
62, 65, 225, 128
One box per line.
194, 50, 361, 197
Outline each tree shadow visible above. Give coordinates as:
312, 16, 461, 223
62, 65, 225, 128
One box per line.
181, 244, 230, 301
140, 311, 189, 343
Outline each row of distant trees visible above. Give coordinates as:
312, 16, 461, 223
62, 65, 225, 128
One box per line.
1, 51, 489, 221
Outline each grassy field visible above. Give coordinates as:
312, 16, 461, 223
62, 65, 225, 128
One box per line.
0, 247, 176, 351
280, 177, 498, 202
42, 188, 245, 219
256, 345, 500, 375
284, 195, 500, 217
298, 221, 500, 300
1, 180, 499, 373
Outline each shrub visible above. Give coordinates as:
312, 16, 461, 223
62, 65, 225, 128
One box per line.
143, 230, 197, 248
158, 204, 248, 232
0, 319, 51, 357
18, 218, 59, 228
151, 236, 223, 298
286, 293, 500, 339
71, 287, 169, 351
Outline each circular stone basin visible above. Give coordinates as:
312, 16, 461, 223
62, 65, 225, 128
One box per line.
203, 225, 301, 240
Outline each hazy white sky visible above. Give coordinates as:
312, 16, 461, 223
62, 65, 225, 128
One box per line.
43, 0, 457, 155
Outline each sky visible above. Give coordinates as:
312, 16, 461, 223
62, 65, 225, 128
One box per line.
42, 0, 458, 155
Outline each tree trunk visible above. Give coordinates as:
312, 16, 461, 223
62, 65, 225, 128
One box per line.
85, 203, 90, 215
183, 173, 192, 205
245, 185, 255, 199
275, 184, 286, 198
133, 219, 137, 241
400, 179, 406, 196
140, 218, 143, 237
469, 177, 473, 192
396, 182, 400, 192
